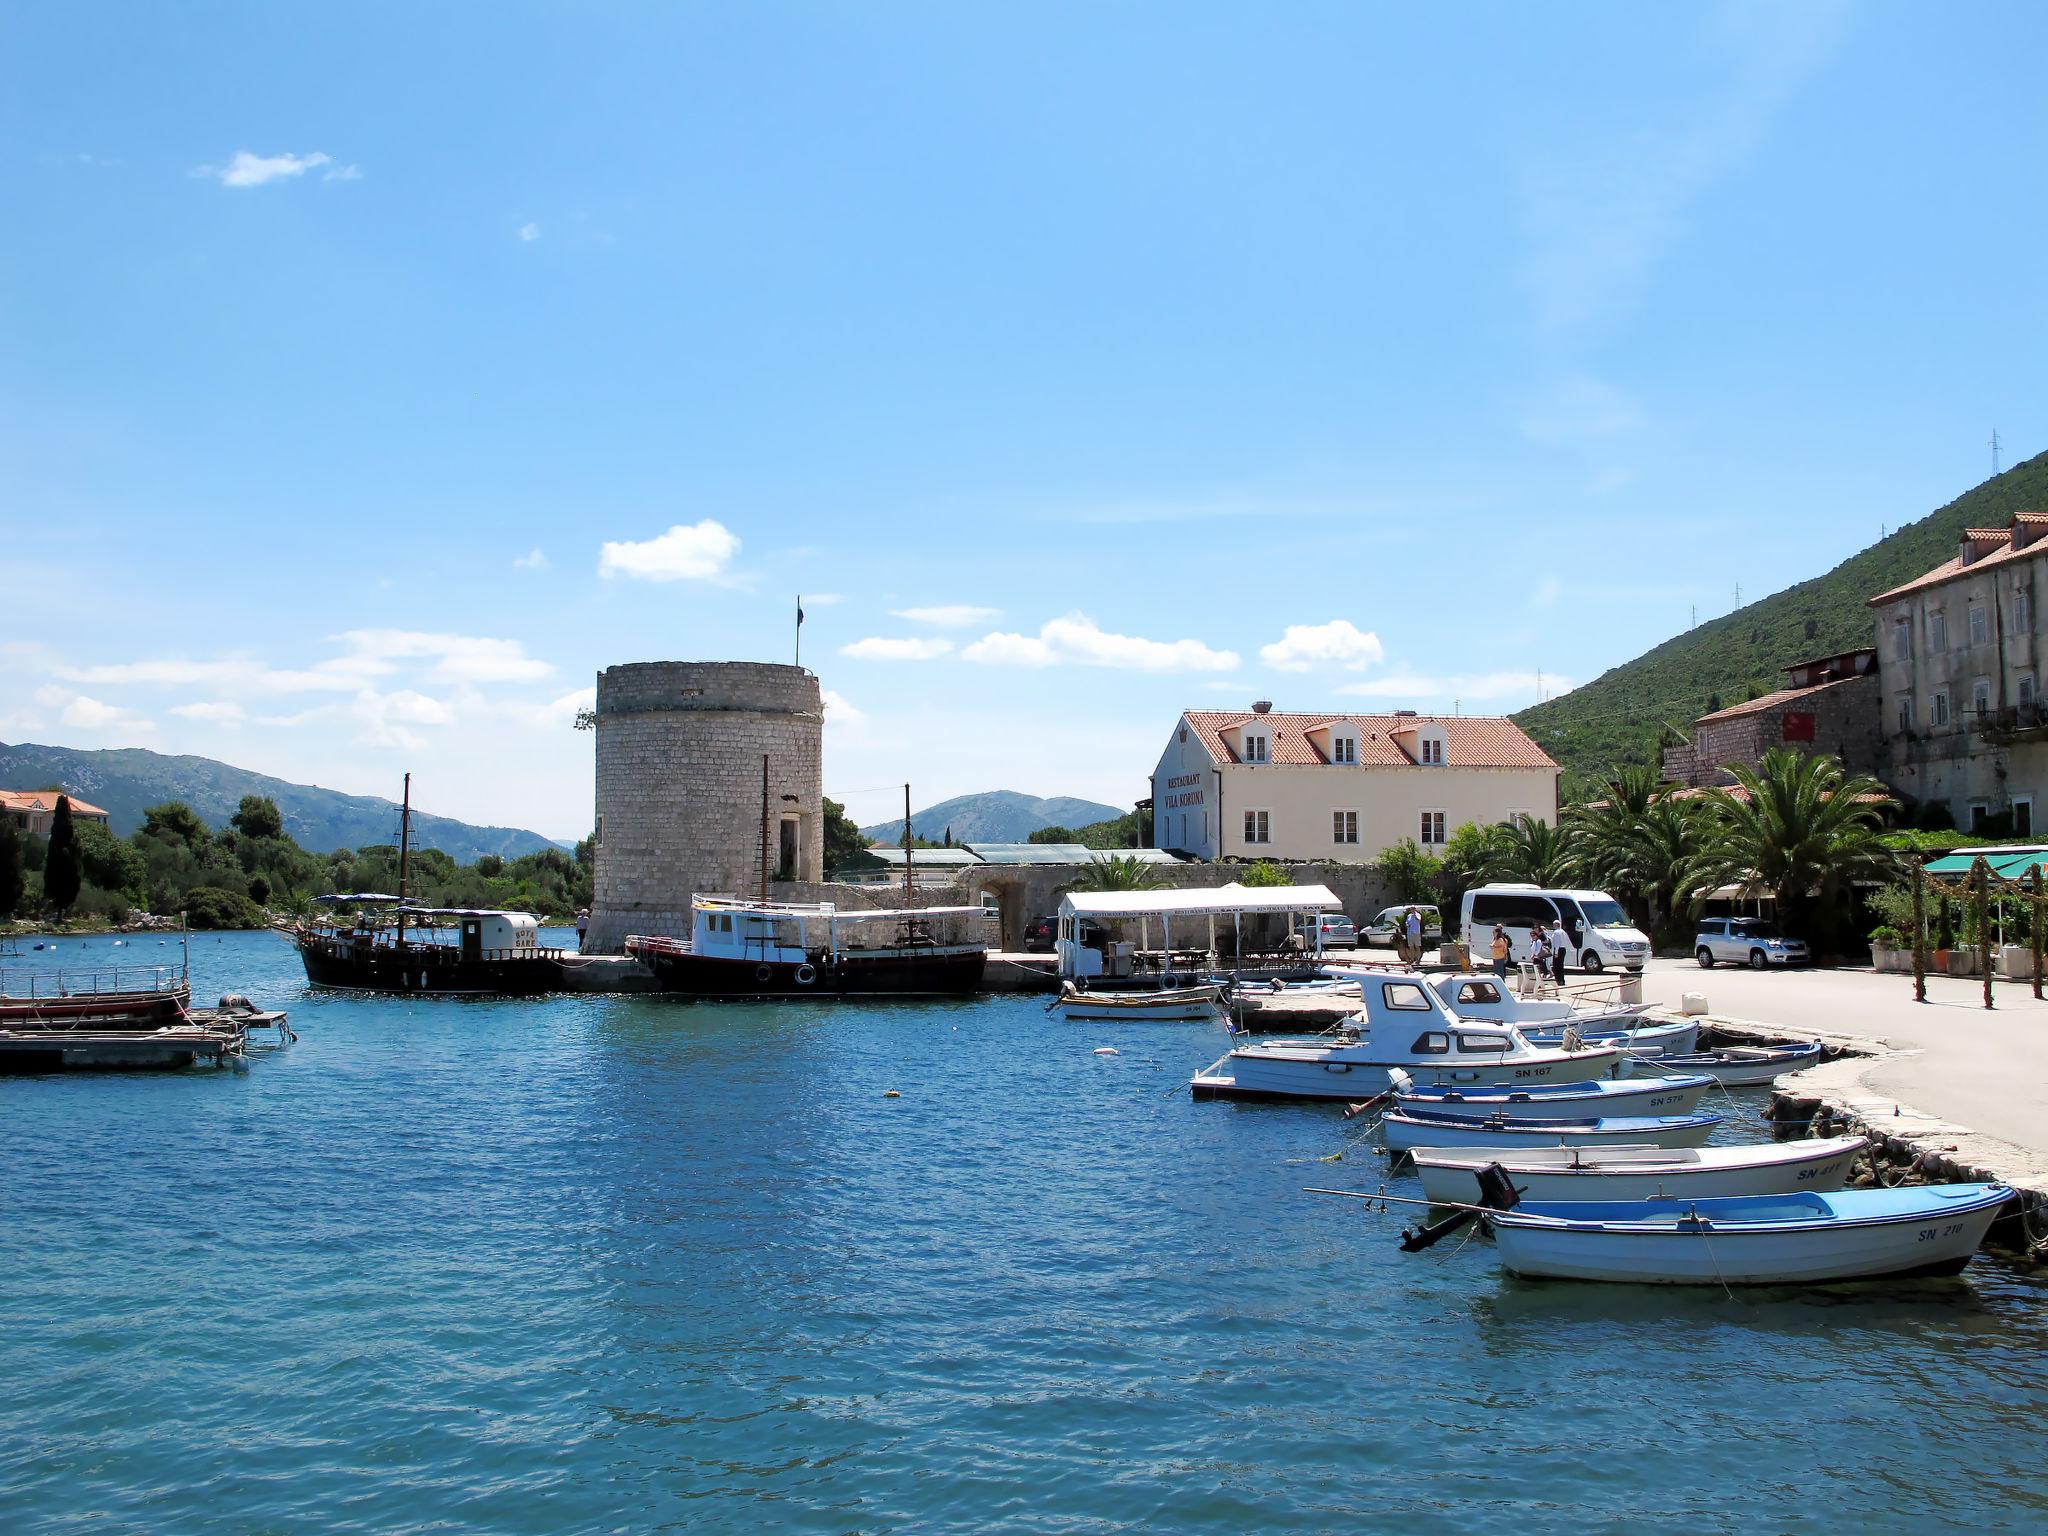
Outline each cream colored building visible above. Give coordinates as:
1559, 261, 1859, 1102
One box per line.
1150, 705, 1560, 862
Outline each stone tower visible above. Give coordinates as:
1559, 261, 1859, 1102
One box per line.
583, 661, 824, 953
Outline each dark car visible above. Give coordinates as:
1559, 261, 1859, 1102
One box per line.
1022, 915, 1057, 953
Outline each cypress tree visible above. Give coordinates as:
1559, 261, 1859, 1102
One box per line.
0, 818, 23, 919
44, 796, 83, 916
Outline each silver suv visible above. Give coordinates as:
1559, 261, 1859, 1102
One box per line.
1695, 917, 1810, 970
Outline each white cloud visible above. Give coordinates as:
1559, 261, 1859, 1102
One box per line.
799, 592, 844, 606
1336, 670, 1573, 702
821, 689, 865, 724
518, 222, 541, 242
334, 630, 554, 684
324, 163, 362, 182
598, 520, 741, 583
349, 688, 455, 750
496, 687, 596, 729
961, 614, 1238, 673
838, 636, 954, 662
198, 150, 334, 188
891, 605, 1000, 628
1258, 620, 1385, 673
169, 701, 248, 724
513, 547, 548, 570
59, 656, 372, 695
33, 686, 153, 737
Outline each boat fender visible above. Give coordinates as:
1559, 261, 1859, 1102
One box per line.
794, 964, 817, 986
756, 965, 774, 983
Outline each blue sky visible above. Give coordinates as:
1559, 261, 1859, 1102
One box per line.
4, 2, 2044, 839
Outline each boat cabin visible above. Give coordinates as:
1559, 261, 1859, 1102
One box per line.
685, 897, 991, 965
427, 909, 543, 961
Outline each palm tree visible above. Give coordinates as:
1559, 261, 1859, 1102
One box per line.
1565, 763, 1663, 915
1069, 853, 1165, 892
1614, 795, 1711, 935
1495, 814, 1578, 886
1678, 748, 1898, 944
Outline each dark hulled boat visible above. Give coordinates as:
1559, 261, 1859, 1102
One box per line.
625, 898, 989, 999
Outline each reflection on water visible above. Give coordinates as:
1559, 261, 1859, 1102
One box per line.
0, 930, 2042, 1534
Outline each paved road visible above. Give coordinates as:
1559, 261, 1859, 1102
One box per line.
1635, 956, 2048, 1159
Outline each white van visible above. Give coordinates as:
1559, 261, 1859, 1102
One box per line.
1459, 884, 1651, 973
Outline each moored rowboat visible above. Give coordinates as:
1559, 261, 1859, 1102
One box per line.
1625, 1042, 1822, 1087
1055, 982, 1224, 1021
1409, 1133, 1869, 1204
1486, 1182, 2012, 1284
1381, 1107, 1721, 1153
1389, 1069, 1715, 1121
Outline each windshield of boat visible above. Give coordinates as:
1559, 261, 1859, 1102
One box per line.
1579, 898, 1631, 929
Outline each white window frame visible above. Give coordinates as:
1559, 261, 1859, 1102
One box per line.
1243, 808, 1271, 845
1970, 605, 1989, 647
1418, 734, 1445, 766
1332, 809, 1359, 845
1420, 809, 1447, 847
1972, 678, 1992, 718
1931, 687, 1950, 727
1242, 732, 1268, 764
1892, 616, 1912, 660
1330, 735, 1356, 764
1929, 609, 1948, 651
2021, 674, 2036, 710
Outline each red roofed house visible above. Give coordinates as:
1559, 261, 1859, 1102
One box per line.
0, 789, 113, 838
1868, 512, 2048, 834
1151, 703, 1559, 861
1662, 648, 1883, 790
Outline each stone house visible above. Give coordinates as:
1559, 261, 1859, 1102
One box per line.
1662, 649, 1883, 789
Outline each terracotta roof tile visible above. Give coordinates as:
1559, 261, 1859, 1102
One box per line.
1180, 710, 1556, 770
1870, 514, 2048, 604
1693, 674, 1866, 723
0, 789, 110, 818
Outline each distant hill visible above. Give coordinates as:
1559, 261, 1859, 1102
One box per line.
1517, 449, 2048, 795
858, 790, 1125, 845
0, 741, 564, 862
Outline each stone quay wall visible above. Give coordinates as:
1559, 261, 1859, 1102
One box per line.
585, 661, 823, 953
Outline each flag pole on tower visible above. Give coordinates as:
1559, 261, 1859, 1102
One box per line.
795, 595, 805, 668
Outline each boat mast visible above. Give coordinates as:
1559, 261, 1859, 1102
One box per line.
396, 772, 411, 947
759, 754, 770, 903
902, 783, 914, 909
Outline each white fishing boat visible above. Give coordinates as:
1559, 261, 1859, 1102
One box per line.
1484, 1182, 2012, 1284
1417, 972, 1646, 1033
1052, 981, 1224, 1022
1387, 1068, 1715, 1121
1380, 1108, 1721, 1153
1191, 973, 1621, 1102
1409, 1134, 1869, 1204
1626, 1042, 1823, 1087
1520, 1017, 1700, 1057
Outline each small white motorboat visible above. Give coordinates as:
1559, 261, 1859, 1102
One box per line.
1380, 1108, 1721, 1153
1626, 1042, 1823, 1087
1417, 972, 1647, 1033
1054, 981, 1224, 1022
1408, 1134, 1870, 1204
1387, 1068, 1715, 1121
1483, 1182, 2013, 1284
1521, 1017, 1700, 1057
1191, 973, 1621, 1102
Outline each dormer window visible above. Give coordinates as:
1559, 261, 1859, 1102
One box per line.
1243, 732, 1268, 763
1418, 734, 1445, 766
1331, 735, 1356, 764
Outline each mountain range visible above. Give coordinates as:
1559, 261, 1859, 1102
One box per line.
0, 741, 564, 863
1516, 449, 2048, 794
858, 790, 1125, 845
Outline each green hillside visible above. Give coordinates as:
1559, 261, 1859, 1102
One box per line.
1517, 449, 2048, 796
0, 740, 564, 862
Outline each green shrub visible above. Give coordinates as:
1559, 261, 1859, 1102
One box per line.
182, 886, 267, 930
1868, 925, 1906, 949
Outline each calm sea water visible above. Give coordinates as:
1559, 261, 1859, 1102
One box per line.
1, 930, 2043, 1534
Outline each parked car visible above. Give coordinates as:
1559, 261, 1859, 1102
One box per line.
1309, 912, 1358, 949
1362, 904, 1442, 948
1695, 917, 1810, 970
1021, 914, 1057, 953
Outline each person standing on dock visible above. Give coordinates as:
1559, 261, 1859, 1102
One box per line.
575, 908, 590, 953
1546, 917, 1569, 987
1402, 906, 1423, 966
1490, 924, 1511, 980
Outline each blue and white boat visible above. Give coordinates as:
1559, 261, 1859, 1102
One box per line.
1408, 1134, 1868, 1205
1519, 1017, 1699, 1057
1387, 1069, 1715, 1121
1485, 1183, 2013, 1284
1381, 1107, 1720, 1153
1627, 1042, 1822, 1087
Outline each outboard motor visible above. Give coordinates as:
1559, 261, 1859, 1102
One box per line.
1399, 1161, 1522, 1253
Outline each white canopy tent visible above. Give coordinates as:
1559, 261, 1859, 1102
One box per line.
1056, 883, 1344, 979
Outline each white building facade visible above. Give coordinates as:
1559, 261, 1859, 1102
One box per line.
1150, 706, 1560, 862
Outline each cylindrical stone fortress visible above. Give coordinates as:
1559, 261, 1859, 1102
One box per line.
583, 661, 824, 953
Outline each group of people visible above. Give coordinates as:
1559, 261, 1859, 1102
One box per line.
1488, 916, 1577, 985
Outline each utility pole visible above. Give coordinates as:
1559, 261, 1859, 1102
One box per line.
1990, 428, 2002, 478
902, 784, 915, 908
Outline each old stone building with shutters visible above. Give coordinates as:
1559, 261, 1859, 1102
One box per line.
1662, 649, 1884, 790
582, 661, 824, 953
